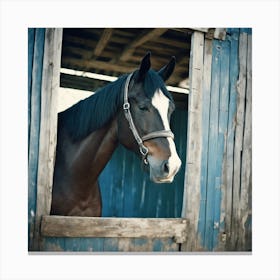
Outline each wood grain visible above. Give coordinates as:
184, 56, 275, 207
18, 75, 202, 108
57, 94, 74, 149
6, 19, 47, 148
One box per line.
41, 216, 189, 244
181, 31, 204, 251
231, 31, 248, 249
197, 38, 212, 247
34, 29, 63, 250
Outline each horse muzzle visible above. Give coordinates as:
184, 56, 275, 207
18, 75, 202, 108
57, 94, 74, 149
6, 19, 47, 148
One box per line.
147, 154, 182, 184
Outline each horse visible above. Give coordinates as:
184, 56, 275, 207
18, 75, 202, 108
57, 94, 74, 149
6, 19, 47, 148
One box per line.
50, 52, 182, 217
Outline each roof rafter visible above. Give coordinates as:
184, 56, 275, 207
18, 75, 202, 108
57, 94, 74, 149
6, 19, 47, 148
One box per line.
113, 28, 168, 62
93, 28, 114, 57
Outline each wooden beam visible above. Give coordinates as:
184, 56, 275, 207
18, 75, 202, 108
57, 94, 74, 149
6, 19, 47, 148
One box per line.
82, 29, 114, 70
172, 28, 227, 40
181, 31, 204, 251
34, 28, 63, 250
36, 28, 63, 218
116, 28, 168, 62
171, 28, 208, 34
93, 28, 113, 57
41, 216, 189, 244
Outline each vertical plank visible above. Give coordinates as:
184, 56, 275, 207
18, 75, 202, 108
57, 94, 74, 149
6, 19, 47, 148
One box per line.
80, 238, 104, 252
112, 146, 125, 217
36, 28, 63, 216
103, 238, 119, 252
239, 33, 252, 250
204, 40, 221, 250
197, 38, 212, 248
133, 238, 152, 252
28, 28, 45, 251
117, 148, 135, 251
223, 29, 239, 250
34, 28, 63, 250
103, 148, 123, 252
213, 39, 230, 250
123, 146, 138, 217
28, 28, 35, 151
118, 238, 135, 252
161, 238, 179, 252
231, 31, 248, 250
42, 237, 65, 251
181, 31, 204, 251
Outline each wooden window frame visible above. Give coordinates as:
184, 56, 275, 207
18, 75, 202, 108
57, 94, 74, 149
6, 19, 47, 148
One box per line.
35, 28, 214, 250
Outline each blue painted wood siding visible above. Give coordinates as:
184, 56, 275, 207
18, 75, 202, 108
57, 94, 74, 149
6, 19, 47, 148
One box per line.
28, 28, 45, 250
99, 108, 188, 218
198, 28, 252, 251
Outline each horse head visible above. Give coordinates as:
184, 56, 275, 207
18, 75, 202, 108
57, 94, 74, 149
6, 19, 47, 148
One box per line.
117, 52, 182, 183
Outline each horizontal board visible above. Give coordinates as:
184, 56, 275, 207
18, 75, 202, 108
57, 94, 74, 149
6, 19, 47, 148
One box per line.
41, 216, 189, 243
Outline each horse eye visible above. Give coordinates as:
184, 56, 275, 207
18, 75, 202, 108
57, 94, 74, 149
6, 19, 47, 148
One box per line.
139, 105, 149, 111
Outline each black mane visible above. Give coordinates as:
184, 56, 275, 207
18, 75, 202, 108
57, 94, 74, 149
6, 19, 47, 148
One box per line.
59, 70, 173, 142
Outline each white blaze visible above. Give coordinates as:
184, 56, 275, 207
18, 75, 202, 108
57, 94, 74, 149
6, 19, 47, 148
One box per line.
151, 89, 171, 130
151, 89, 182, 180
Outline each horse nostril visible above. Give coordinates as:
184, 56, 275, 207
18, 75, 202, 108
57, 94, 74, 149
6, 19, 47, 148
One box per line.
162, 160, 169, 174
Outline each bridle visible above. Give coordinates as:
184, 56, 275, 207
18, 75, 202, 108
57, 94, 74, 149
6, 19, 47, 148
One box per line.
123, 72, 174, 165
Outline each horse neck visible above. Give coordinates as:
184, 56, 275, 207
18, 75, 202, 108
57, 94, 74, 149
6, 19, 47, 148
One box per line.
67, 118, 119, 183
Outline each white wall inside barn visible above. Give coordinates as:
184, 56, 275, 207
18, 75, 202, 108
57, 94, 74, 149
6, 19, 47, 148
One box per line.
57, 87, 94, 112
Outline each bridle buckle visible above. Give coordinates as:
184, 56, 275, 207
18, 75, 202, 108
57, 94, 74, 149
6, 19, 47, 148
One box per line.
139, 144, 149, 165
123, 102, 130, 110
139, 144, 148, 157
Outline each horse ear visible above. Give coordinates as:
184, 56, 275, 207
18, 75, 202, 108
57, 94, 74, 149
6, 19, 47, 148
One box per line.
137, 52, 151, 81
158, 56, 176, 81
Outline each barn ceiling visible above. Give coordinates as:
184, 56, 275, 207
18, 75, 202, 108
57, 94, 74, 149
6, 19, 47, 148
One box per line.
60, 28, 193, 108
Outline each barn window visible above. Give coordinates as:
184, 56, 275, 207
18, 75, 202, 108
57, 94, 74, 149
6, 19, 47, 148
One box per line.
57, 28, 190, 220
30, 28, 251, 252
29, 28, 192, 251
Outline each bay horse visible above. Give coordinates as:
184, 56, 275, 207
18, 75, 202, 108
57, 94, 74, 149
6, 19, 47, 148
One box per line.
50, 52, 181, 217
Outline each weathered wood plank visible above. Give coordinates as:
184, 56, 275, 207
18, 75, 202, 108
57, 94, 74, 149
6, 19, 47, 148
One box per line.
34, 29, 63, 250
197, 38, 212, 247
239, 33, 252, 250
133, 238, 153, 252
103, 148, 127, 251
41, 237, 65, 251
181, 31, 204, 251
172, 28, 226, 40
213, 28, 227, 40
204, 40, 221, 250
223, 29, 239, 250
213, 39, 230, 250
28, 28, 45, 251
188, 28, 209, 33
103, 238, 119, 252
118, 238, 134, 252
231, 31, 248, 250
41, 216, 189, 243
28, 28, 35, 151
36, 28, 63, 218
